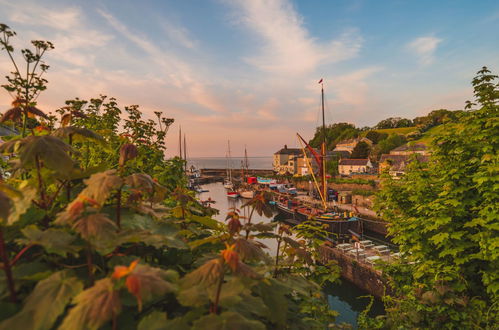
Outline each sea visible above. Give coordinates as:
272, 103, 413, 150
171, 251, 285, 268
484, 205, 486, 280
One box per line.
188, 156, 273, 170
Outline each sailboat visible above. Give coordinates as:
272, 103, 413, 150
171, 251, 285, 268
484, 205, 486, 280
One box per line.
224, 140, 239, 198
239, 146, 254, 199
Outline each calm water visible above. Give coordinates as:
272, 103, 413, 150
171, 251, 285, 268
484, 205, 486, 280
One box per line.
188, 156, 273, 170
197, 182, 384, 327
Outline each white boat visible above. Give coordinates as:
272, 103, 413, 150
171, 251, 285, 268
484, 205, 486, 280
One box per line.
224, 140, 235, 190
239, 190, 254, 199
223, 180, 233, 189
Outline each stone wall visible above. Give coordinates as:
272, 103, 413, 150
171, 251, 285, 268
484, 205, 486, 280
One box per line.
318, 245, 392, 298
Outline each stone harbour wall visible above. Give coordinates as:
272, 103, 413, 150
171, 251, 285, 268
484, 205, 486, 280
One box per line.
318, 245, 393, 298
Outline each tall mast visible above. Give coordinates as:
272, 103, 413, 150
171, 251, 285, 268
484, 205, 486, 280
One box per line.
228, 140, 232, 182
183, 133, 187, 172
321, 80, 327, 210
179, 126, 182, 159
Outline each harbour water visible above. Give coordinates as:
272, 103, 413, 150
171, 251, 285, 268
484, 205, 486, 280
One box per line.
197, 182, 384, 327
188, 156, 273, 170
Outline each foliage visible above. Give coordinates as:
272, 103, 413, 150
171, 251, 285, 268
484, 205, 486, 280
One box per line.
0, 25, 341, 330
350, 141, 370, 159
309, 122, 360, 150
372, 67, 499, 328
375, 117, 413, 129
365, 130, 388, 144
371, 133, 407, 159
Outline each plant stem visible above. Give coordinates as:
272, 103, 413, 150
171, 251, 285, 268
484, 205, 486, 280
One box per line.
0, 227, 17, 303
10, 243, 34, 267
211, 271, 225, 314
35, 154, 46, 208
116, 188, 122, 230
273, 237, 282, 278
244, 207, 255, 240
86, 243, 95, 286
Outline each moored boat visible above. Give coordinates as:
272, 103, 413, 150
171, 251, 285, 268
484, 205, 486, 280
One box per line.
227, 191, 239, 198
239, 190, 254, 199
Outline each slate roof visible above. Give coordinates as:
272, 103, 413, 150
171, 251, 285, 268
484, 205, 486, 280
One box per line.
380, 154, 429, 171
274, 147, 302, 155
339, 159, 370, 166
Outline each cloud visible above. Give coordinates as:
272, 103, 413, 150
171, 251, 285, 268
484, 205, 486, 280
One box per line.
161, 21, 198, 49
407, 36, 442, 65
228, 0, 362, 75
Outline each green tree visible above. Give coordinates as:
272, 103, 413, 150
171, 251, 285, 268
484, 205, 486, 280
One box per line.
365, 130, 388, 144
309, 122, 360, 150
373, 67, 499, 328
350, 141, 370, 158
375, 117, 413, 129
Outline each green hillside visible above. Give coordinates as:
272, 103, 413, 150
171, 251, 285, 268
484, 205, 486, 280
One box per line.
373, 126, 417, 135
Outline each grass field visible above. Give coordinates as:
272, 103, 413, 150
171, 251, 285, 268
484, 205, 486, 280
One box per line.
413, 124, 447, 144
364, 126, 418, 135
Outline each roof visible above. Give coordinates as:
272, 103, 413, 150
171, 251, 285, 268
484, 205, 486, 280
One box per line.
331, 150, 351, 158
274, 147, 302, 155
0, 124, 17, 136
380, 154, 429, 171
339, 159, 370, 166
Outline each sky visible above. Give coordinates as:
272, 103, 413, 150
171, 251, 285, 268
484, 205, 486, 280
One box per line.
0, 0, 498, 157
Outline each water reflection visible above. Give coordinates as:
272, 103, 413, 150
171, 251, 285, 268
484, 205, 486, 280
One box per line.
197, 182, 384, 327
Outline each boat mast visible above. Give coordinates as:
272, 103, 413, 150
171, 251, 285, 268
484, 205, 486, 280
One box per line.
179, 126, 182, 159
320, 80, 327, 210
228, 140, 232, 183
183, 133, 187, 173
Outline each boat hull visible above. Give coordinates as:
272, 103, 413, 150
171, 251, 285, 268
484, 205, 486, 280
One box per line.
240, 190, 254, 199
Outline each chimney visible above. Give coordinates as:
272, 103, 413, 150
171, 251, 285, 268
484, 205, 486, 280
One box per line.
284, 144, 288, 149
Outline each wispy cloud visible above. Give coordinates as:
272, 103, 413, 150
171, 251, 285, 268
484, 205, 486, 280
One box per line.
407, 36, 442, 65
228, 0, 362, 75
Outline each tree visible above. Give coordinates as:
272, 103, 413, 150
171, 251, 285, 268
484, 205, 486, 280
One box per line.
375, 117, 413, 129
350, 141, 370, 158
309, 123, 360, 150
373, 67, 499, 328
365, 130, 388, 144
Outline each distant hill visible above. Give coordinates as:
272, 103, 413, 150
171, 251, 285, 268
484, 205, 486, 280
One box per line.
371, 127, 417, 135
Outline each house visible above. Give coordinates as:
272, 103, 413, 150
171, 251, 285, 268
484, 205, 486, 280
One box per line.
389, 142, 429, 156
333, 137, 373, 154
338, 159, 373, 175
379, 142, 430, 178
379, 154, 429, 178
273, 145, 319, 176
273, 145, 302, 175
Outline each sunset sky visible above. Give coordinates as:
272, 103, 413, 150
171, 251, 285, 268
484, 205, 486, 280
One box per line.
1, 0, 498, 157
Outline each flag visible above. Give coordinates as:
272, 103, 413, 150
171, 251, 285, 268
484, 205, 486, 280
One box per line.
318, 78, 323, 84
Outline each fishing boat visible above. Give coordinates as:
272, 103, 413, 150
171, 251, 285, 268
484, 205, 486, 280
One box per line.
240, 190, 254, 199
275, 79, 359, 238
227, 191, 239, 198
224, 140, 235, 190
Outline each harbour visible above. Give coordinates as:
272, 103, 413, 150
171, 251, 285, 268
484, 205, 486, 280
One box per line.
197, 182, 385, 327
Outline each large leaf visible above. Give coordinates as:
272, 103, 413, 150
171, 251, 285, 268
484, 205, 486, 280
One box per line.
72, 212, 117, 242
6, 186, 37, 225
53, 126, 104, 142
80, 170, 123, 205
123, 264, 177, 311
137, 311, 168, 330
0, 135, 74, 177
0, 191, 10, 223
18, 225, 80, 256
59, 278, 121, 330
192, 311, 265, 330
0, 271, 83, 330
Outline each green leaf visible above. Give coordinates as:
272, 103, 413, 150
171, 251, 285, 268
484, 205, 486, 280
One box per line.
59, 278, 121, 330
138, 311, 167, 330
18, 225, 81, 256
190, 215, 224, 230
192, 311, 265, 330
0, 271, 83, 330
80, 170, 123, 205
0, 135, 74, 177
6, 186, 37, 225
53, 126, 104, 142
